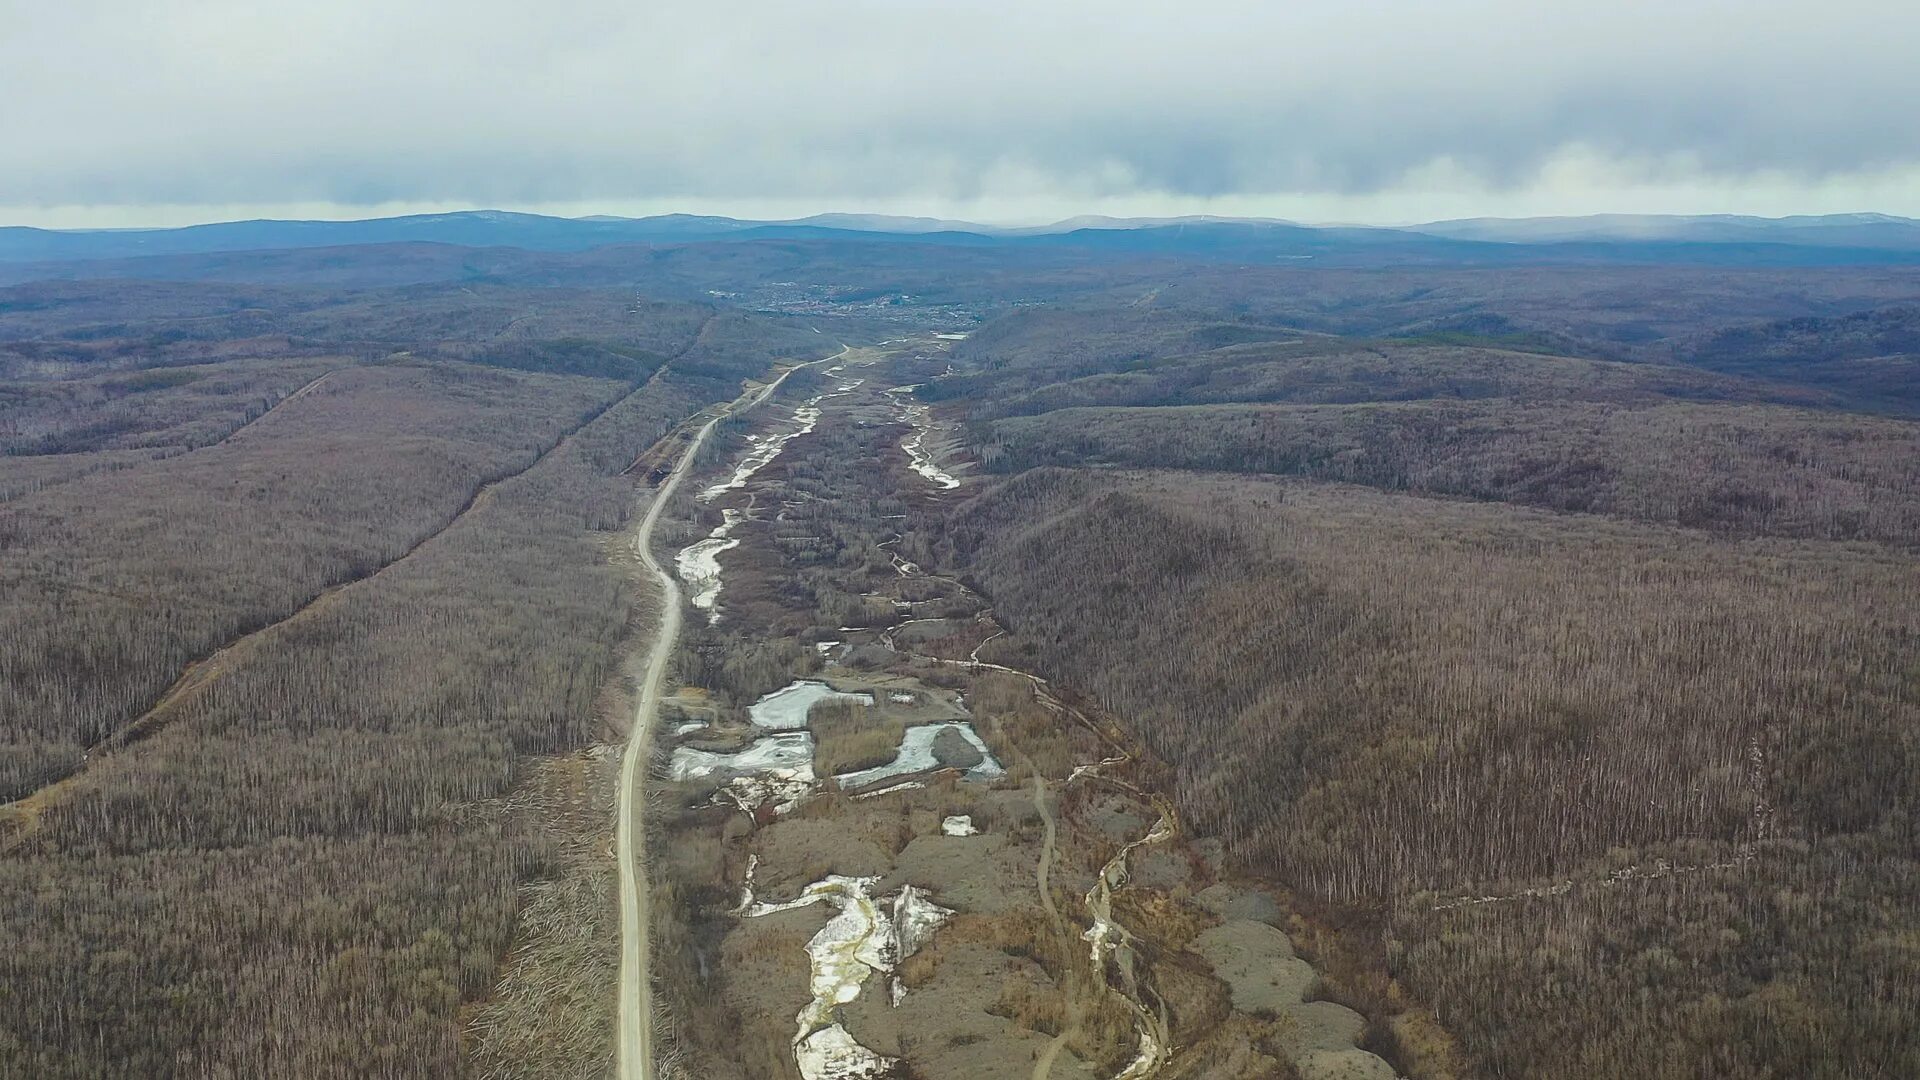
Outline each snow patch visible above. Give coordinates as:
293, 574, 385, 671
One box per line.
699, 404, 822, 502
941, 815, 980, 836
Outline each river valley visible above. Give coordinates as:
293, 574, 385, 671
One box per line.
630, 336, 1404, 1080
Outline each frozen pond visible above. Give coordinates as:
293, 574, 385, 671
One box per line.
835, 721, 1004, 788
749, 680, 875, 731
670, 731, 816, 782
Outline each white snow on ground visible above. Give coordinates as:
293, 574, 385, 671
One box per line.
713, 772, 819, 817
700, 403, 822, 501
744, 875, 954, 1080
898, 402, 960, 489
933, 332, 969, 340
835, 722, 1004, 788
850, 779, 925, 800
666, 678, 891, 817
796, 1024, 891, 1080
941, 815, 980, 836
675, 508, 746, 619
749, 680, 875, 731
1082, 809, 1177, 1080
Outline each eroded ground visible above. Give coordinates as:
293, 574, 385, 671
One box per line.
646, 337, 1407, 1080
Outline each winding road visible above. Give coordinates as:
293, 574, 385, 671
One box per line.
615, 347, 847, 1080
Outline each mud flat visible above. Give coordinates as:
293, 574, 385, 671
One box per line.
1190, 891, 1399, 1080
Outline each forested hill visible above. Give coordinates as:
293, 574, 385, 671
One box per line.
0, 278, 832, 1077
928, 297, 1920, 1079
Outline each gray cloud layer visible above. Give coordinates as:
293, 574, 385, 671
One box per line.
5, 0, 1919, 222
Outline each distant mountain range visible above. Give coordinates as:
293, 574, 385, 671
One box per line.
4, 209, 1920, 265
1414, 212, 1920, 250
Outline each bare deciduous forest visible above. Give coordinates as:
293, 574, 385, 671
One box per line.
2, 362, 623, 799
979, 399, 1920, 544
934, 304, 1920, 1078
0, 279, 827, 1077
2, 230, 1918, 1079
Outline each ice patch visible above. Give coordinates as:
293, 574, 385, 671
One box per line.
750, 680, 875, 731
700, 404, 821, 502
797, 1024, 891, 1080
850, 779, 925, 800
744, 875, 953, 1080
714, 772, 819, 817
899, 402, 960, 489
835, 722, 1004, 788
670, 732, 816, 782
675, 508, 746, 619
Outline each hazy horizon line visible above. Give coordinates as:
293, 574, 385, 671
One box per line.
8, 202, 1917, 234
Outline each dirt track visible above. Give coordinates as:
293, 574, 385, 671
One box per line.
615, 347, 846, 1080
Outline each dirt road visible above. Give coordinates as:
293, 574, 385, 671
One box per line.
615, 348, 846, 1080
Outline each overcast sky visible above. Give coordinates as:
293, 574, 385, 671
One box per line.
4, 0, 1918, 228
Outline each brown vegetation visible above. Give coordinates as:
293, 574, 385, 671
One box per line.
810, 699, 908, 776
922, 287, 1920, 1077
0, 278, 823, 1076
0, 361, 623, 802
949, 467, 1919, 1077
979, 398, 1920, 544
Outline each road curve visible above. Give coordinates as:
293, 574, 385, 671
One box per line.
615, 348, 847, 1080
